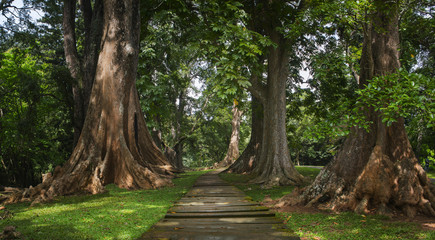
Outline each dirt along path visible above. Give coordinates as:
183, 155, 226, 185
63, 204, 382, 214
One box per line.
139, 170, 299, 240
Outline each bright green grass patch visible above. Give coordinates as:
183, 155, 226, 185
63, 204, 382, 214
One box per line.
221, 167, 433, 240
0, 170, 209, 240
426, 170, 435, 179
277, 211, 434, 240
219, 173, 294, 202
220, 166, 321, 202
295, 166, 322, 180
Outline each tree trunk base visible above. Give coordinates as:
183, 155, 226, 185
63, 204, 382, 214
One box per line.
278, 144, 435, 217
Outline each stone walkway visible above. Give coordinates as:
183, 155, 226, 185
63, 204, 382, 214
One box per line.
139, 170, 299, 240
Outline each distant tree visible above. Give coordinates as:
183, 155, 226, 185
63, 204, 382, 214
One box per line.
216, 100, 243, 168
226, 96, 263, 173
137, 3, 204, 170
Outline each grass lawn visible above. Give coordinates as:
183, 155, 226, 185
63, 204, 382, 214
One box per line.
0, 170, 209, 240
220, 166, 434, 240
426, 169, 435, 179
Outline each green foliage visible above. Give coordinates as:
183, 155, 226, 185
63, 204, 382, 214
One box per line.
183, 98, 233, 167
0, 47, 72, 187
420, 144, 435, 171
400, 0, 435, 76
0, 170, 208, 240
287, 112, 338, 166
137, 2, 253, 168
198, 0, 272, 101
355, 69, 434, 128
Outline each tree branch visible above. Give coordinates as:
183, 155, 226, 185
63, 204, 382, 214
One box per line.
63, 0, 82, 81
248, 74, 266, 104
79, 0, 92, 36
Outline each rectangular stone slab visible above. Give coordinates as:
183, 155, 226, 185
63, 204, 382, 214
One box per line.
155, 217, 282, 226
169, 205, 269, 213
165, 210, 276, 218
139, 170, 300, 239
140, 230, 300, 240
175, 201, 256, 207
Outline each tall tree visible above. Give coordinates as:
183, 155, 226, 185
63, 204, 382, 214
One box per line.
63, 0, 103, 146
137, 5, 203, 171
226, 96, 263, 173
245, 0, 305, 187
216, 100, 243, 168
8, 0, 174, 204
282, 0, 435, 217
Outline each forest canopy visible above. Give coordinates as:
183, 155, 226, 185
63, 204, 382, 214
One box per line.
0, 0, 433, 217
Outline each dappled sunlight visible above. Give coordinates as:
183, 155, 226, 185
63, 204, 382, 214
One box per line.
177, 201, 232, 206
277, 211, 432, 240
218, 217, 259, 223
0, 171, 206, 239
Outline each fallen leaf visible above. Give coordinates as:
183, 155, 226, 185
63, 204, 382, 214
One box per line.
174, 227, 184, 230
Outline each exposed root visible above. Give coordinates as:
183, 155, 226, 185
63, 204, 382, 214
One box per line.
279, 145, 435, 218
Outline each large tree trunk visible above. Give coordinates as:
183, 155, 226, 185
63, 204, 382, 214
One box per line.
216, 102, 243, 168
226, 96, 263, 174
280, 0, 435, 217
244, 0, 305, 187
250, 19, 305, 187
6, 0, 174, 205
173, 142, 184, 170
63, 0, 103, 147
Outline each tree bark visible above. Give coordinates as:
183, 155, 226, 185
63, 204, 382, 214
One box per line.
6, 0, 175, 205
216, 101, 243, 168
226, 96, 263, 174
281, 0, 435, 217
63, 0, 103, 147
248, 3, 305, 187
173, 142, 184, 170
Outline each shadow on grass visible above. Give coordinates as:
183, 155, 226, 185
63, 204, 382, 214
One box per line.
278, 211, 434, 240
219, 173, 295, 202
0, 170, 207, 240
220, 168, 433, 240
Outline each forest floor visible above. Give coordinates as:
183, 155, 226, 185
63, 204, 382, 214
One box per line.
0, 170, 210, 240
220, 166, 435, 240
0, 167, 434, 239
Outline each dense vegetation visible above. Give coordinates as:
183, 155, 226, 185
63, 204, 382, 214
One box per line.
0, 0, 433, 206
